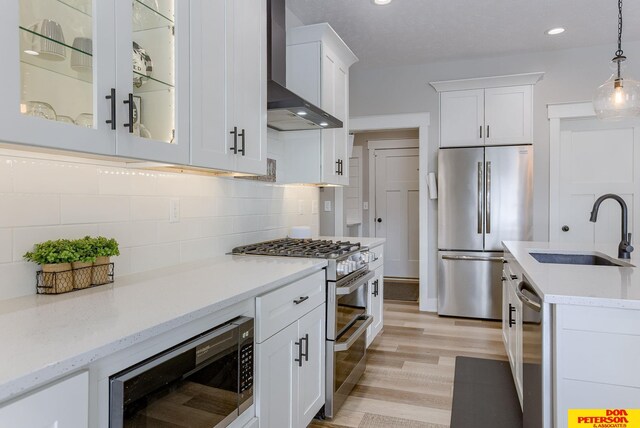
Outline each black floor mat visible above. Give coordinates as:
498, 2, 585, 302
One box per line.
450, 356, 523, 428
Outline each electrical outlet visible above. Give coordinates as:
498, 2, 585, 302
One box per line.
298, 200, 304, 215
170, 199, 180, 223
311, 200, 319, 214
324, 201, 332, 212
363, 202, 369, 210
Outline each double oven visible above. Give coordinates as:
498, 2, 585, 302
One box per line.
324, 254, 375, 419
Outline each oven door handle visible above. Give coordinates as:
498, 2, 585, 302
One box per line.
334, 315, 373, 352
336, 271, 375, 295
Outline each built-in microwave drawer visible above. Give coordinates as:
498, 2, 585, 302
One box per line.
255, 270, 325, 343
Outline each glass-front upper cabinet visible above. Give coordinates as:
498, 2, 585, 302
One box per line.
114, 0, 189, 164
0, 0, 116, 154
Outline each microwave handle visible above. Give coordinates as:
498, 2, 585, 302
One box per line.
334, 315, 373, 352
336, 271, 375, 295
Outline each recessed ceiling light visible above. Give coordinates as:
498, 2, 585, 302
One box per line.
297, 111, 307, 116
24, 50, 39, 56
546, 27, 565, 35
372, 0, 392, 5
319, 122, 329, 127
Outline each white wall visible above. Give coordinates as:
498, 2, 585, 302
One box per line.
0, 144, 319, 301
349, 40, 640, 304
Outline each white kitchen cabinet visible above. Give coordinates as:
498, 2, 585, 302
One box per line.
0, 0, 190, 164
256, 303, 325, 428
190, 0, 267, 175
502, 260, 523, 405
282, 24, 357, 185
366, 267, 384, 348
440, 85, 532, 148
0, 371, 88, 427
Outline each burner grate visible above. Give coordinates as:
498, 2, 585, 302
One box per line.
232, 238, 360, 259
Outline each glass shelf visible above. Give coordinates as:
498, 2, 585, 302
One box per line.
55, 0, 92, 17
19, 26, 93, 84
133, 0, 174, 32
133, 71, 174, 93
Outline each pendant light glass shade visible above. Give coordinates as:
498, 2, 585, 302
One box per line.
594, 60, 640, 120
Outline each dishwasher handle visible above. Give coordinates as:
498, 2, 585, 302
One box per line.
516, 280, 542, 312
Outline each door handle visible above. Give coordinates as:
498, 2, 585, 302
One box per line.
105, 88, 116, 130
486, 161, 492, 234
508, 304, 516, 327
230, 127, 238, 154
334, 315, 373, 352
477, 162, 483, 234
238, 129, 246, 156
377, 218, 382, 223
442, 255, 503, 262
123, 93, 134, 133
562, 225, 570, 232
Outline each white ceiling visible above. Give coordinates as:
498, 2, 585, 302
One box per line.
287, 0, 640, 68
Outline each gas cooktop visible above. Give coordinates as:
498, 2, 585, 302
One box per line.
231, 238, 361, 259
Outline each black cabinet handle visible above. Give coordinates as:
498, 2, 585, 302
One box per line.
501, 276, 507, 281
238, 129, 246, 156
487, 125, 490, 139
293, 296, 309, 305
510, 274, 518, 280
336, 160, 341, 174
301, 333, 309, 362
509, 304, 516, 327
105, 88, 116, 130
123, 93, 134, 133
230, 127, 238, 154
372, 279, 379, 297
480, 126, 483, 139
294, 336, 304, 367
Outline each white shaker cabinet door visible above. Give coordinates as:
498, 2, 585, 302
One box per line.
484, 85, 532, 145
256, 322, 298, 428
440, 89, 485, 147
0, 371, 88, 428
297, 304, 326, 428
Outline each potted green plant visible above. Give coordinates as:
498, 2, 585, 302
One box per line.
71, 237, 97, 289
24, 239, 78, 294
90, 236, 119, 285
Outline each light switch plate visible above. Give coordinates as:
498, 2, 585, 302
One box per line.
324, 201, 332, 212
363, 202, 369, 210
169, 199, 180, 223
311, 200, 319, 214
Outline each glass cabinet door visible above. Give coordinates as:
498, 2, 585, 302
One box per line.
0, 0, 116, 154
115, 0, 189, 164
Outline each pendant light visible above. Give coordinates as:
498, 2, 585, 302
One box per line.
593, 0, 640, 120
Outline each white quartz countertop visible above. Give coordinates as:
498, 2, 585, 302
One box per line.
317, 236, 386, 249
504, 241, 640, 309
0, 255, 327, 403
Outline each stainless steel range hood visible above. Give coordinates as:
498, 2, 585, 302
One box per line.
267, 0, 343, 131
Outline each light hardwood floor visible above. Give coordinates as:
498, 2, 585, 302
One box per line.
309, 300, 508, 428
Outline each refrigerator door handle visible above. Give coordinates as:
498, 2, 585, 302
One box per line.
442, 255, 503, 262
486, 161, 492, 234
477, 162, 483, 234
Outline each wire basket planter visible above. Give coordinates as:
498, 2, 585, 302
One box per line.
36, 263, 114, 295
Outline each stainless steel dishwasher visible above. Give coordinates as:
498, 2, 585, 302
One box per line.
516, 277, 543, 428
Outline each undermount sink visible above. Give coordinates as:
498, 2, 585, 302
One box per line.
529, 251, 634, 267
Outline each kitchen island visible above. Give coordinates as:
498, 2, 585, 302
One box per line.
503, 241, 640, 428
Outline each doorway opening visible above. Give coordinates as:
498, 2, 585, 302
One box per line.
349, 129, 420, 301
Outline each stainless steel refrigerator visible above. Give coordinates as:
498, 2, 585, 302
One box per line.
437, 145, 533, 319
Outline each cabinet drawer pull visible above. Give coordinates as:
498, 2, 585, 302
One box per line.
508, 304, 516, 327
230, 126, 238, 154
238, 129, 246, 156
301, 333, 309, 362
510, 274, 518, 280
106, 88, 116, 130
293, 296, 309, 305
123, 93, 134, 133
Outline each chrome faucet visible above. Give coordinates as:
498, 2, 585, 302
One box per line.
589, 194, 634, 259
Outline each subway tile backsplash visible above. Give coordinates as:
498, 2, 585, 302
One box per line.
0, 150, 319, 301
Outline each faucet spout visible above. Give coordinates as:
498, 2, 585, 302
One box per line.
589, 194, 634, 259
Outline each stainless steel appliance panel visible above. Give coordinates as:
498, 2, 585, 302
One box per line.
516, 278, 543, 428
437, 251, 503, 319
438, 147, 486, 251
484, 145, 534, 251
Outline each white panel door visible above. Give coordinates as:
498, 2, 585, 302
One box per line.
297, 304, 326, 427
440, 89, 484, 147
256, 322, 298, 428
484, 85, 533, 145
375, 148, 420, 278
551, 118, 640, 245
